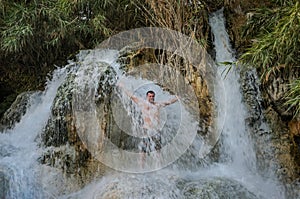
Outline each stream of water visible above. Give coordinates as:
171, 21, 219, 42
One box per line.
0, 67, 68, 198
0, 9, 287, 199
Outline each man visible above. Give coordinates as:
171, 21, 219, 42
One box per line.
117, 81, 178, 166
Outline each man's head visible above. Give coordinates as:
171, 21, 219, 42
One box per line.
146, 90, 155, 103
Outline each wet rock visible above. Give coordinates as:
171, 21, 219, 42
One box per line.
180, 177, 258, 199
96, 174, 182, 199
240, 68, 299, 184
118, 46, 214, 125
42, 70, 76, 147
39, 48, 215, 192
0, 91, 40, 131
79, 174, 258, 199
240, 69, 264, 126
286, 178, 300, 199
118, 46, 216, 153
40, 51, 124, 187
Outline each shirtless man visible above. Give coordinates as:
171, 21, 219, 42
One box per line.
117, 81, 178, 165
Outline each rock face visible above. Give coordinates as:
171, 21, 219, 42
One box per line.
39, 48, 215, 191
0, 91, 40, 131
118, 47, 214, 139
259, 69, 300, 183
85, 174, 258, 199
241, 69, 300, 198
179, 177, 258, 199
40, 59, 112, 186
240, 67, 300, 199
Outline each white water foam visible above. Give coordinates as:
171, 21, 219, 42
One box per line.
0, 9, 288, 199
208, 8, 285, 199
0, 67, 68, 198
62, 10, 286, 198
72, 47, 201, 173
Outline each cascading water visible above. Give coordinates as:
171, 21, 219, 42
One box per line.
209, 10, 256, 168
61, 9, 286, 198
0, 67, 68, 198
0, 8, 290, 199
204, 9, 285, 198
72, 48, 200, 173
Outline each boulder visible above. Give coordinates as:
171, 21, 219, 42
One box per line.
180, 177, 258, 199
0, 91, 40, 131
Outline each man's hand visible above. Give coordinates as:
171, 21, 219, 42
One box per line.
116, 80, 140, 104
170, 96, 179, 104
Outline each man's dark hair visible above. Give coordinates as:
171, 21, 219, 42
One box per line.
146, 90, 155, 96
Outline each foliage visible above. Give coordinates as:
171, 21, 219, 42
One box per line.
0, 0, 143, 118
285, 77, 300, 117
270, 0, 296, 6
0, 0, 140, 63
239, 1, 300, 117
131, 0, 210, 87
240, 1, 299, 80
0, 0, 142, 81
133, 0, 209, 48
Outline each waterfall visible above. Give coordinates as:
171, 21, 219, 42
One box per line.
209, 9, 257, 170
0, 9, 289, 199
72, 48, 200, 173
206, 9, 285, 198
63, 9, 286, 198
0, 67, 68, 198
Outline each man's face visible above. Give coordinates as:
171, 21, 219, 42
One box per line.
147, 93, 155, 103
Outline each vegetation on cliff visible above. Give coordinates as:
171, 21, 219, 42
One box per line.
0, 0, 212, 118
1, 0, 299, 119
0, 0, 142, 117
239, 0, 300, 117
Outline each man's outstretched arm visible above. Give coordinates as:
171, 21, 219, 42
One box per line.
117, 81, 140, 104
161, 96, 178, 106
